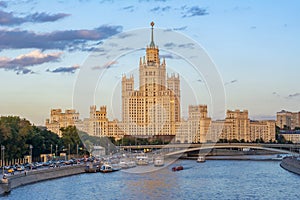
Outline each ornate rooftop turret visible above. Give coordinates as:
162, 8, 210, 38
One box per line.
146, 21, 159, 65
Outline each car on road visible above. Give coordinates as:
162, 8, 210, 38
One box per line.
16, 166, 24, 171
7, 168, 14, 173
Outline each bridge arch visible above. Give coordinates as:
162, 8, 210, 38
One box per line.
165, 145, 296, 157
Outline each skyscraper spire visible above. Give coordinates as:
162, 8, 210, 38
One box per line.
149, 21, 155, 47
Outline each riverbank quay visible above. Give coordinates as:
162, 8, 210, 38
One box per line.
280, 156, 300, 175
0, 164, 86, 195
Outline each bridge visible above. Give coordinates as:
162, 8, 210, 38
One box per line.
121, 143, 300, 156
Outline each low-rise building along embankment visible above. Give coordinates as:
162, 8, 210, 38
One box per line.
0, 164, 85, 195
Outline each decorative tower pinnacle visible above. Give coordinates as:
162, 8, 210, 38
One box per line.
150, 21, 155, 48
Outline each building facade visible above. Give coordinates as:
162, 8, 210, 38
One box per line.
249, 120, 276, 142
176, 109, 276, 143
45, 22, 276, 144
45, 109, 80, 137
279, 130, 300, 143
276, 110, 300, 130
121, 22, 180, 136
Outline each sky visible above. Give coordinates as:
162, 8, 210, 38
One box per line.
0, 0, 299, 125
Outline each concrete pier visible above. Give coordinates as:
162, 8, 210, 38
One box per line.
280, 156, 300, 175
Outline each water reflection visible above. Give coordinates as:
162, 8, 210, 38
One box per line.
121, 167, 177, 199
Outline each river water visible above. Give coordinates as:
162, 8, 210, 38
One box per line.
2, 160, 299, 200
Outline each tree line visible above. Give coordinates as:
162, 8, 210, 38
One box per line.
0, 116, 119, 161
0, 116, 86, 161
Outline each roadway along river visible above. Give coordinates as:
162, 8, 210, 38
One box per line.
2, 160, 300, 200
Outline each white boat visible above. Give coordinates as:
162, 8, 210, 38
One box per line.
100, 163, 120, 173
119, 160, 128, 169
119, 159, 137, 169
154, 156, 164, 167
127, 160, 137, 168
100, 163, 113, 173
136, 155, 149, 165
197, 155, 206, 163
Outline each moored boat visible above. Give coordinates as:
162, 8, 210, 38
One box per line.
136, 155, 149, 165
197, 155, 206, 163
100, 163, 120, 173
100, 164, 113, 173
154, 156, 164, 167
119, 159, 136, 169
119, 160, 128, 169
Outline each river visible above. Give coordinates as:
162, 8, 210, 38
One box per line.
1, 160, 299, 200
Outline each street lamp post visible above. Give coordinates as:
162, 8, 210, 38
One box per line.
1, 145, 5, 175
50, 144, 53, 156
55, 144, 58, 160
68, 144, 70, 160
29, 145, 33, 164
76, 144, 78, 158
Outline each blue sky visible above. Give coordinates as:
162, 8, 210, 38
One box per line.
0, 0, 299, 125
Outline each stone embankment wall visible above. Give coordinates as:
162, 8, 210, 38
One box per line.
280, 157, 300, 175
0, 164, 85, 195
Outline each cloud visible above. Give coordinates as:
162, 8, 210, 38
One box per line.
92, 61, 118, 70
0, 25, 122, 51
122, 5, 135, 12
117, 32, 134, 39
0, 10, 70, 26
164, 42, 177, 48
164, 42, 195, 50
287, 93, 300, 99
47, 64, 80, 74
0, 1, 7, 8
150, 6, 171, 13
160, 53, 181, 60
173, 26, 187, 31
0, 50, 62, 74
27, 12, 70, 23
225, 79, 238, 85
181, 6, 208, 18
178, 43, 194, 48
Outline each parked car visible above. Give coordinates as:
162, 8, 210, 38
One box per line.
16, 166, 25, 171
7, 168, 14, 173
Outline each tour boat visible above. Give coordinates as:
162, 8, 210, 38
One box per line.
99, 163, 120, 173
197, 155, 206, 163
154, 156, 164, 167
119, 160, 128, 169
136, 155, 149, 165
99, 163, 115, 173
119, 159, 136, 169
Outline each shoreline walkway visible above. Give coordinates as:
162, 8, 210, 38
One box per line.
0, 164, 86, 195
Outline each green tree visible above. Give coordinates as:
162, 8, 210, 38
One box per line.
61, 126, 82, 154
0, 116, 64, 161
